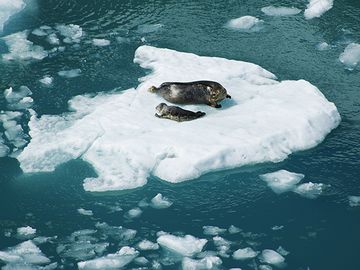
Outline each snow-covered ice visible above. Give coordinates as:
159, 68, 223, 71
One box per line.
39, 76, 54, 86
182, 256, 222, 270
92, 38, 110, 46
150, 193, 173, 209
348, 196, 360, 207
339, 43, 360, 70
0, 0, 25, 32
293, 182, 325, 199
157, 234, 207, 257
77, 208, 93, 216
232, 247, 258, 260
55, 24, 83, 43
259, 249, 285, 266
17, 46, 340, 192
260, 170, 304, 194
137, 239, 159, 250
203, 226, 226, 236
304, 0, 334, 20
226, 16, 263, 31
16, 226, 36, 239
58, 69, 82, 78
127, 207, 142, 218
261, 6, 301, 16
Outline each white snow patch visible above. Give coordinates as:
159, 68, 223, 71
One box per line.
259, 249, 285, 266
58, 69, 81, 78
137, 240, 159, 250
16, 226, 36, 238
17, 46, 340, 192
92, 38, 110, 47
77, 246, 138, 270
260, 170, 304, 194
2, 31, 48, 61
39, 76, 54, 86
339, 43, 360, 70
150, 193, 173, 209
348, 196, 360, 207
304, 0, 334, 20
77, 208, 93, 216
261, 6, 301, 16
293, 182, 326, 199
157, 234, 207, 257
203, 226, 226, 236
226, 16, 263, 31
0, 0, 25, 32
232, 247, 258, 260
182, 256, 222, 270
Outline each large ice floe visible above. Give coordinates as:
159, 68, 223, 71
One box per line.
304, 0, 334, 20
261, 6, 301, 16
17, 46, 340, 192
339, 43, 360, 71
0, 0, 25, 32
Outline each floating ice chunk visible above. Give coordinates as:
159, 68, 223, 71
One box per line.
2, 31, 48, 61
137, 24, 163, 34
4, 86, 32, 103
58, 69, 81, 78
276, 246, 289, 256
56, 24, 83, 43
92, 38, 110, 46
232, 247, 258, 260
304, 0, 333, 20
259, 249, 285, 266
17, 46, 340, 192
127, 207, 142, 218
348, 196, 360, 207
32, 28, 47, 37
77, 208, 93, 216
137, 240, 159, 250
0, 0, 25, 32
212, 236, 230, 247
271, 225, 284, 231
339, 43, 360, 70
134, 256, 149, 266
260, 170, 304, 194
57, 241, 108, 261
226, 16, 263, 31
95, 222, 136, 243
150, 193, 173, 209
39, 76, 54, 86
78, 246, 138, 270
228, 225, 241, 234
293, 182, 325, 199
261, 6, 301, 16
259, 265, 272, 270
16, 226, 36, 239
316, 42, 331, 51
203, 226, 226, 236
182, 256, 222, 270
33, 236, 57, 245
46, 33, 60, 45
4, 122, 27, 148
157, 234, 207, 257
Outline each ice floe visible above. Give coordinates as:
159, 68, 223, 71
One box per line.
2, 31, 48, 61
39, 76, 54, 86
127, 207, 142, 218
276, 246, 289, 256
304, 0, 333, 20
339, 43, 360, 70
157, 234, 207, 257
17, 46, 340, 192
58, 69, 82, 78
0, 110, 28, 151
137, 239, 159, 250
259, 249, 285, 266
293, 182, 325, 199
77, 208, 94, 216
228, 225, 241, 234
92, 38, 110, 46
55, 24, 83, 44
3, 86, 33, 110
16, 226, 36, 239
232, 247, 258, 260
77, 246, 138, 270
182, 256, 222, 270
203, 226, 226, 236
261, 6, 301, 16
226, 16, 263, 31
0, 0, 25, 32
150, 193, 173, 209
348, 196, 360, 207
316, 42, 331, 51
95, 222, 136, 244
260, 170, 304, 194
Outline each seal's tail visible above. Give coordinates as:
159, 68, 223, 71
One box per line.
148, 86, 158, 93
196, 111, 206, 118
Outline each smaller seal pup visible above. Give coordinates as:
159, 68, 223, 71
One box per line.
155, 103, 206, 122
148, 81, 231, 108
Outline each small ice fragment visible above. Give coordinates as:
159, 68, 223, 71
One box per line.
212, 236, 231, 247
32, 28, 47, 36
182, 256, 222, 270
259, 249, 285, 266
127, 207, 142, 218
39, 76, 54, 86
92, 38, 110, 46
136, 24, 163, 34
261, 6, 301, 16
157, 234, 207, 257
226, 16, 263, 31
150, 193, 173, 209
228, 225, 241, 234
316, 42, 330, 51
56, 24, 83, 43
16, 226, 36, 238
77, 208, 93, 216
46, 33, 60, 45
304, 0, 334, 20
348, 196, 360, 207
4, 86, 32, 103
137, 240, 159, 250
276, 246, 289, 256
260, 170, 304, 194
232, 247, 258, 260
259, 265, 273, 270
339, 43, 360, 70
293, 182, 325, 199
58, 69, 81, 78
271, 225, 284, 231
203, 226, 226, 236
134, 256, 149, 265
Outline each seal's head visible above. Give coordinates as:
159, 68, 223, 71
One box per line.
207, 83, 231, 103
155, 103, 168, 115
148, 86, 158, 93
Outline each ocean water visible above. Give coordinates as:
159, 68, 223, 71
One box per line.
0, 0, 360, 269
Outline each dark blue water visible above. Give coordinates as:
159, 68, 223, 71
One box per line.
1, 0, 360, 269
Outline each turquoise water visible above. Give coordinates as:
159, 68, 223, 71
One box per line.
1, 0, 360, 269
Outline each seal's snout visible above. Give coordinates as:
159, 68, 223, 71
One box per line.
226, 94, 232, 99
148, 86, 157, 93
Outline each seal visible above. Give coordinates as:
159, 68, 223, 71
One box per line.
148, 81, 231, 108
155, 103, 206, 122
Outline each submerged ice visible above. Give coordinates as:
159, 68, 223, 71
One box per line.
261, 6, 301, 16
17, 46, 340, 192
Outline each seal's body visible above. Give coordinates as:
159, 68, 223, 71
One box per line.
155, 103, 205, 122
149, 81, 231, 108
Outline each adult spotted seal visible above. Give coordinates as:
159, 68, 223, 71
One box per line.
155, 103, 206, 122
148, 81, 231, 108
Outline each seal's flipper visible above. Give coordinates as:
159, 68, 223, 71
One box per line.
226, 94, 232, 99
155, 113, 161, 118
